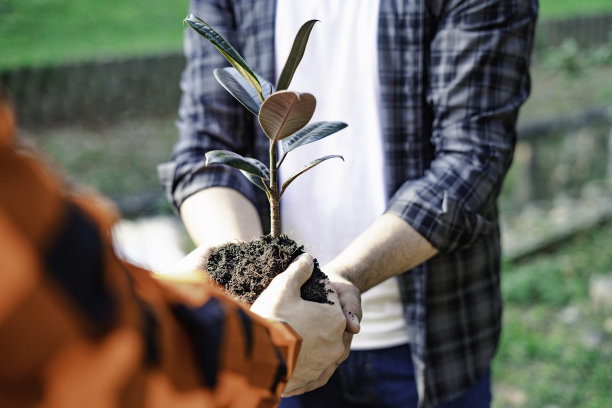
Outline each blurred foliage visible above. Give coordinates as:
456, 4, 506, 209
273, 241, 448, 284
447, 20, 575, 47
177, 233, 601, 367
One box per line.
518, 58, 612, 124
541, 35, 612, 76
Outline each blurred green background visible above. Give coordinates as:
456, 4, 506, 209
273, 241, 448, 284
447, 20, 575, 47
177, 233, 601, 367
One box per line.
1, 1, 612, 407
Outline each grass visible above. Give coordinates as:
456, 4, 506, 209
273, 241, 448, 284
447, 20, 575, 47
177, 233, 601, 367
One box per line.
493, 224, 612, 407
539, 0, 612, 19
0, 0, 187, 69
2, 0, 612, 70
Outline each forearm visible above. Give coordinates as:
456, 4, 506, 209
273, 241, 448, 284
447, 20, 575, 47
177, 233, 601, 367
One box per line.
180, 187, 263, 248
325, 213, 438, 293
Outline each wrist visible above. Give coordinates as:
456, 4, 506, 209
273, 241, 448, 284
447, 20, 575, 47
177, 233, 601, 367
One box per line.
325, 258, 365, 293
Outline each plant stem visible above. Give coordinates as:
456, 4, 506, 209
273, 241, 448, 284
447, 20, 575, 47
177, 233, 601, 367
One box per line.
269, 143, 280, 237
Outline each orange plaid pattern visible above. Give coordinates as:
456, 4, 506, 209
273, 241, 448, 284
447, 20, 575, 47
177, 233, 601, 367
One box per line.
0, 101, 300, 408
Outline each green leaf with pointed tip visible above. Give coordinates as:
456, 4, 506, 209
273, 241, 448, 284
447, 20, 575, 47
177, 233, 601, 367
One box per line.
281, 121, 348, 154
239, 157, 271, 193
276, 19, 318, 91
184, 14, 263, 101
214, 67, 274, 115
279, 155, 344, 198
205, 150, 269, 180
258, 90, 316, 143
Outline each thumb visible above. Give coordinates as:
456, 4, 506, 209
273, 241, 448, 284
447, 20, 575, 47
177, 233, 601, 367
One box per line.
283, 253, 314, 293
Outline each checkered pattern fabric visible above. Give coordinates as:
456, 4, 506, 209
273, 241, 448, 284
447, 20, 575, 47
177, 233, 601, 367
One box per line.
0, 102, 300, 408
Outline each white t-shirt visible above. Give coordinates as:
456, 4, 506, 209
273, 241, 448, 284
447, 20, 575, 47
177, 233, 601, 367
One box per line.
275, 0, 409, 349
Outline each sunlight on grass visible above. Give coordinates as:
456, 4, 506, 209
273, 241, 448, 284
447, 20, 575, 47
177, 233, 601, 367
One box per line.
0, 0, 187, 69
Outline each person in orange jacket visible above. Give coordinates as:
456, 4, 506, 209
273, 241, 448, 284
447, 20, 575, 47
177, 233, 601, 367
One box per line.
0, 96, 346, 407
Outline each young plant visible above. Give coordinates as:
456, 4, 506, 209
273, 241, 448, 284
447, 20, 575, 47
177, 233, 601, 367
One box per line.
184, 14, 347, 237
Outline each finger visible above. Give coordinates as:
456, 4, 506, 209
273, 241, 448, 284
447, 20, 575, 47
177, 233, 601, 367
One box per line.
344, 309, 361, 334
283, 253, 314, 292
334, 284, 361, 334
339, 293, 362, 334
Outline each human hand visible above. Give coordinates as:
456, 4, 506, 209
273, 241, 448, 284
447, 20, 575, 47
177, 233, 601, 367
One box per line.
251, 254, 346, 396
159, 244, 214, 279
326, 273, 362, 366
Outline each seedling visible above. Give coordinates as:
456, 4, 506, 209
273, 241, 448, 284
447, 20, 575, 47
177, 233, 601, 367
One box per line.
184, 14, 347, 237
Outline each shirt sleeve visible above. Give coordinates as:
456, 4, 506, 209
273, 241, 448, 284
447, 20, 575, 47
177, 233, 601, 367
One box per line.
128, 264, 302, 408
0, 108, 300, 408
386, 0, 537, 253
158, 0, 258, 213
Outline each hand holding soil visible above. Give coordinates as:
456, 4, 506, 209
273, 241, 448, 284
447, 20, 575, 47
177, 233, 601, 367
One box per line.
251, 254, 346, 396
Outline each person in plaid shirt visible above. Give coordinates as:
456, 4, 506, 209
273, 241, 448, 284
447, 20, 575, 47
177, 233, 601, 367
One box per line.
0, 97, 346, 407
159, 0, 537, 406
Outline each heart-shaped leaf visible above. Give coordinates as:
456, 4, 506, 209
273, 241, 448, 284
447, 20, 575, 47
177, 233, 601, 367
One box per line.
214, 67, 274, 115
276, 19, 318, 91
184, 14, 263, 101
258, 91, 316, 143
281, 121, 348, 154
279, 155, 344, 198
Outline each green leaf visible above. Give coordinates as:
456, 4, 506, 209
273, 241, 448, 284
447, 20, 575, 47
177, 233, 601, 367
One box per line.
279, 155, 344, 198
239, 157, 271, 193
214, 67, 274, 115
184, 14, 263, 101
281, 121, 348, 154
276, 19, 318, 91
205, 150, 270, 193
258, 90, 316, 143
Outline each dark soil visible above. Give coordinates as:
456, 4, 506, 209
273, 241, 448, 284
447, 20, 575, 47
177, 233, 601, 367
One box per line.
205, 234, 334, 305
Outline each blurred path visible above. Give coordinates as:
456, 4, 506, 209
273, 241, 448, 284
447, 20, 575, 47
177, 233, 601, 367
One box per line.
112, 215, 188, 273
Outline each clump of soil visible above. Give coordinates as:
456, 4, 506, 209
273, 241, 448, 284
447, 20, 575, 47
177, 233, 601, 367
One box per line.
205, 234, 334, 305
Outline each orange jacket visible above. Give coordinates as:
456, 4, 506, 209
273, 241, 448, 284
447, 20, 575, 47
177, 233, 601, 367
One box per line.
0, 102, 300, 408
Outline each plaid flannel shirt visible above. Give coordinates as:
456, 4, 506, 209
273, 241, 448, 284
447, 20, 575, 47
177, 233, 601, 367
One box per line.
159, 0, 537, 406
0, 102, 300, 408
